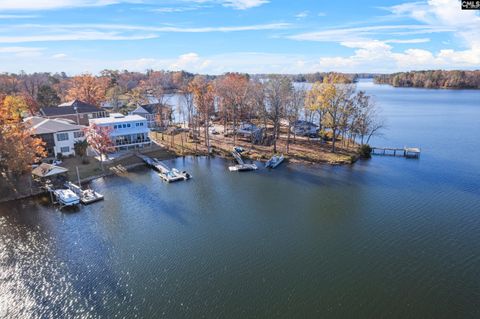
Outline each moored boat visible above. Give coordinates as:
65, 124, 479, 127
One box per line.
53, 189, 80, 207
265, 154, 284, 168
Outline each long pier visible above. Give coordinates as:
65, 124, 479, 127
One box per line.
137, 154, 190, 182
371, 147, 421, 158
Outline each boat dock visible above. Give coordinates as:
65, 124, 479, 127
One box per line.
137, 154, 191, 182
229, 148, 258, 171
65, 181, 104, 205
371, 147, 421, 158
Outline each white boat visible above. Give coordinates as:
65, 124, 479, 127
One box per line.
53, 189, 80, 206
265, 154, 284, 168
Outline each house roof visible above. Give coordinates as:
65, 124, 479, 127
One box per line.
89, 114, 146, 125
32, 163, 69, 178
132, 106, 151, 114
40, 100, 100, 117
25, 116, 85, 135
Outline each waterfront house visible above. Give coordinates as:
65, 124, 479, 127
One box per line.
25, 117, 86, 158
130, 103, 172, 129
40, 100, 108, 126
291, 120, 319, 136
89, 113, 151, 151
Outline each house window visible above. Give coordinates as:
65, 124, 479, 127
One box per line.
60, 146, 70, 153
127, 123, 131, 128
114, 125, 117, 129
74, 131, 84, 138
123, 124, 127, 128
140, 122, 144, 126
57, 133, 69, 141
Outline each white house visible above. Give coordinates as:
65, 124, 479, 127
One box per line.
25, 117, 86, 158
89, 113, 151, 151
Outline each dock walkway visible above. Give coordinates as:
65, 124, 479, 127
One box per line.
371, 147, 421, 158
137, 154, 190, 182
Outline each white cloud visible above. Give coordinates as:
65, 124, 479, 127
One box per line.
0, 31, 158, 43
288, 25, 450, 43
0, 14, 38, 18
385, 38, 430, 44
0, 46, 44, 53
52, 53, 68, 58
0, 23, 290, 43
286, 0, 480, 71
0, 0, 135, 11
295, 11, 309, 19
221, 0, 269, 10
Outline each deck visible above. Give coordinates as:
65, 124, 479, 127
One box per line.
371, 147, 421, 158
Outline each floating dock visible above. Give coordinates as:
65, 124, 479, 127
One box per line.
65, 181, 104, 205
371, 147, 421, 158
137, 154, 191, 182
229, 147, 258, 171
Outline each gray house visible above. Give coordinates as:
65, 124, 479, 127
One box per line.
25, 117, 86, 158
40, 100, 107, 126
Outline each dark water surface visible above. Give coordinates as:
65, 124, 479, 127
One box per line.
1, 81, 480, 318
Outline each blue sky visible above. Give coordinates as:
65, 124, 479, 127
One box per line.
0, 0, 479, 74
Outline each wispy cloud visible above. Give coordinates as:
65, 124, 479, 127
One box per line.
0, 0, 139, 11
288, 25, 452, 42
295, 11, 309, 19
0, 46, 44, 57
220, 0, 269, 10
0, 14, 38, 19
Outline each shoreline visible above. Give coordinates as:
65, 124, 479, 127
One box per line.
0, 139, 361, 204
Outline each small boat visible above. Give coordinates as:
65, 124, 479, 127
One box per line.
80, 188, 104, 204
265, 154, 284, 168
172, 168, 192, 180
53, 189, 80, 207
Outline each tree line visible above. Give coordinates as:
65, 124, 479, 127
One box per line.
374, 70, 480, 89
186, 73, 383, 154
0, 71, 383, 176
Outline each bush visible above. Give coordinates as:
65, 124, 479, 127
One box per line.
358, 144, 372, 158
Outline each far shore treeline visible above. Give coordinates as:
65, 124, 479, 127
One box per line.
374, 70, 480, 89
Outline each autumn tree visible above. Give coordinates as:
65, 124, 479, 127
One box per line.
0, 96, 46, 175
83, 124, 115, 166
285, 87, 305, 152
264, 75, 292, 153
189, 76, 215, 151
351, 91, 384, 145
66, 74, 108, 106
215, 73, 250, 144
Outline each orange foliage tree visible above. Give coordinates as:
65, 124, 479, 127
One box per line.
189, 76, 215, 149
66, 74, 108, 106
215, 73, 250, 144
83, 123, 115, 163
0, 96, 46, 175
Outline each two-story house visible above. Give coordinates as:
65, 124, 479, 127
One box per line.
40, 100, 108, 126
25, 117, 86, 158
130, 103, 172, 129
88, 113, 151, 151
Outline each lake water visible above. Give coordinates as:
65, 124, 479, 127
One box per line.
1, 80, 480, 318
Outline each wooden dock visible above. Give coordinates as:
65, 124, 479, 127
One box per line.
371, 147, 421, 158
137, 154, 191, 182
229, 147, 257, 171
